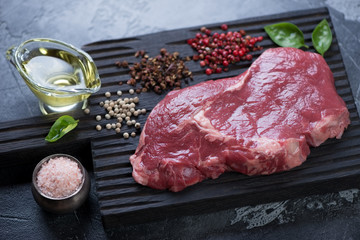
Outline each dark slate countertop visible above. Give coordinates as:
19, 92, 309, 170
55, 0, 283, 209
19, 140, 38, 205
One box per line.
1, 0, 360, 239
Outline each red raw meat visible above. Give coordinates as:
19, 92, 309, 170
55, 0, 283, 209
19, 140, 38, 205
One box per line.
130, 47, 350, 192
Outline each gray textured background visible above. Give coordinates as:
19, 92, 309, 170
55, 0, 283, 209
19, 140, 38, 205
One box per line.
1, 0, 360, 239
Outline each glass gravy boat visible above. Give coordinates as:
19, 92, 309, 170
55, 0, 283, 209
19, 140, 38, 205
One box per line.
6, 38, 101, 115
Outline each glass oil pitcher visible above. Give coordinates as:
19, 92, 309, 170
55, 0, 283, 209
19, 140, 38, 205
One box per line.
6, 38, 101, 115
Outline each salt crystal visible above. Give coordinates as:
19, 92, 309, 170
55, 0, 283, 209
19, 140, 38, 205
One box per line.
36, 156, 83, 198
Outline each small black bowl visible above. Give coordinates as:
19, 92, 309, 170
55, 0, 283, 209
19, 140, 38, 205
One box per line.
31, 154, 90, 214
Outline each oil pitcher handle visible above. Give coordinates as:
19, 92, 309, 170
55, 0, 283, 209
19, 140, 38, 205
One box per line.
6, 46, 17, 66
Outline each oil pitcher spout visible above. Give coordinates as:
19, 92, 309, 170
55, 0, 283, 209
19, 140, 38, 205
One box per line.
6, 46, 17, 66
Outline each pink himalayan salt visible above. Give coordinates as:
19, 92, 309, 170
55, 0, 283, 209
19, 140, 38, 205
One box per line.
36, 156, 83, 198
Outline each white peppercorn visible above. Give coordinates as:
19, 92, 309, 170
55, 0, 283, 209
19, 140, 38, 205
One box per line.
95, 86, 143, 135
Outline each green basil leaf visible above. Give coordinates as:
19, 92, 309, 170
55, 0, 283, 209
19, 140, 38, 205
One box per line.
312, 19, 332, 56
45, 115, 79, 142
264, 22, 309, 49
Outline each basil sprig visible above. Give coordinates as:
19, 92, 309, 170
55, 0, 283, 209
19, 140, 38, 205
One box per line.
45, 115, 79, 142
264, 19, 333, 56
264, 22, 309, 49
312, 19, 332, 56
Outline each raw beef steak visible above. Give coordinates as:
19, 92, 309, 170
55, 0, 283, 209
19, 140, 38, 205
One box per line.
130, 47, 350, 192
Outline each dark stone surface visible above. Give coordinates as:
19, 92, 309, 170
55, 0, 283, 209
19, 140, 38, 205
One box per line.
1, 0, 360, 239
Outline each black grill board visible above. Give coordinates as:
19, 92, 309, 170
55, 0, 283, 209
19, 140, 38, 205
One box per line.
84, 7, 360, 227
0, 7, 359, 229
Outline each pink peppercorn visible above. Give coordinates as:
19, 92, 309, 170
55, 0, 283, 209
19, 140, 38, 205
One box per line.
187, 24, 264, 75
246, 54, 253, 61
221, 24, 228, 31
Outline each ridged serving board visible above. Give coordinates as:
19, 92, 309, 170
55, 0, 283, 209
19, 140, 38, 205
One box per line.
1, 7, 359, 228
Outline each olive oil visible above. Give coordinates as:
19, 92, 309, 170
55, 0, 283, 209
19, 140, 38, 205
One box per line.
7, 38, 100, 114
20, 47, 100, 114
